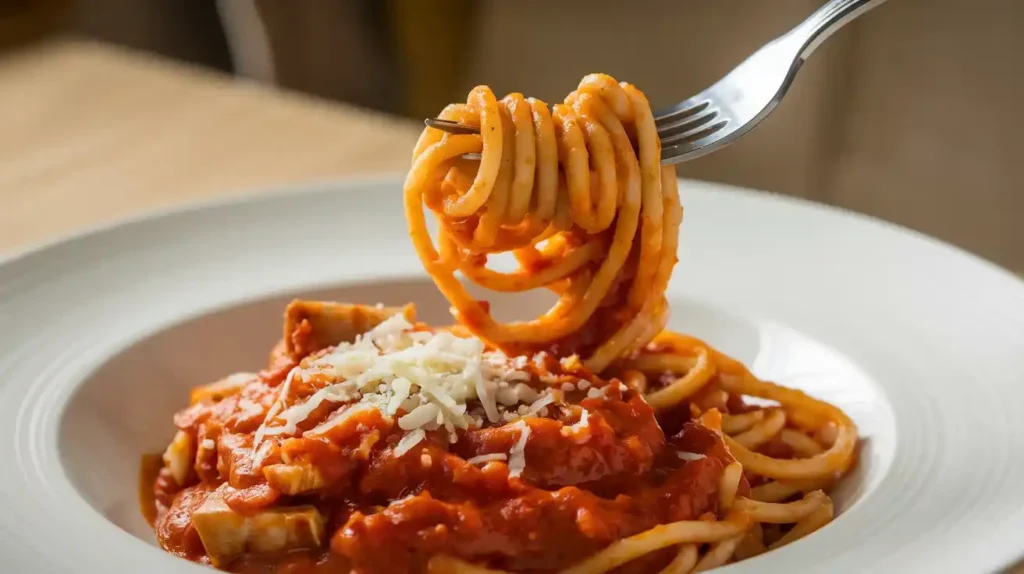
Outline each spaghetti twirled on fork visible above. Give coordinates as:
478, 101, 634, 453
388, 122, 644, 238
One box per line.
405, 74, 681, 373
147, 75, 857, 574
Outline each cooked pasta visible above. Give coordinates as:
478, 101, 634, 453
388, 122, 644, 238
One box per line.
145, 75, 858, 574
405, 74, 681, 373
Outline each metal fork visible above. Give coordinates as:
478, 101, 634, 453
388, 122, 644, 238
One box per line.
425, 0, 888, 165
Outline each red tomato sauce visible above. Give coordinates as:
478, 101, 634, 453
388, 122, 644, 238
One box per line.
146, 327, 747, 574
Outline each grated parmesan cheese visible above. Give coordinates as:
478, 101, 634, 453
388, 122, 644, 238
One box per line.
251, 439, 273, 468
676, 451, 706, 462
573, 409, 589, 430
507, 420, 531, 477
561, 408, 592, 444
466, 453, 508, 465
528, 393, 555, 414
253, 367, 298, 446
394, 428, 426, 457
400, 403, 440, 430
386, 378, 412, 415
253, 312, 551, 461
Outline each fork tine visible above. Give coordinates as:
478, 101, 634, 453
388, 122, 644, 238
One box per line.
660, 142, 699, 166
425, 118, 481, 135
660, 122, 728, 151
658, 108, 721, 146
661, 121, 730, 162
434, 110, 725, 166
654, 99, 710, 129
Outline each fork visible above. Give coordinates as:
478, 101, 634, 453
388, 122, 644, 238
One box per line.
425, 0, 889, 165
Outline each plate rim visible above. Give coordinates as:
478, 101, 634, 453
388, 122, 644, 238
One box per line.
1, 175, 1023, 574
4, 174, 1022, 291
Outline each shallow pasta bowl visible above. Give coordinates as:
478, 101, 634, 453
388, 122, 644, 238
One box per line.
0, 176, 1022, 573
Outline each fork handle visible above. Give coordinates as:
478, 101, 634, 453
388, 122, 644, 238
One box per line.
793, 0, 889, 60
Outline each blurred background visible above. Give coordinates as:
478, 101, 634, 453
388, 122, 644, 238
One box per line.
2, 0, 1022, 271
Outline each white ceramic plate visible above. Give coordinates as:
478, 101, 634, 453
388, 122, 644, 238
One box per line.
1, 177, 1023, 574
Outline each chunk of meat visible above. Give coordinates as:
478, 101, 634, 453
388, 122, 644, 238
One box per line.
155, 484, 215, 559
190, 372, 258, 405
163, 430, 194, 486
191, 484, 325, 567
334, 421, 732, 574
283, 300, 417, 359
455, 393, 665, 488
263, 463, 325, 495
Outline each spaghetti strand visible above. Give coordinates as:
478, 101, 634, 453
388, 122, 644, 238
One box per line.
405, 74, 679, 371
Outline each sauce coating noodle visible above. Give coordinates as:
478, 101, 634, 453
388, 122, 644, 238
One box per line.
146, 75, 859, 574
405, 74, 681, 372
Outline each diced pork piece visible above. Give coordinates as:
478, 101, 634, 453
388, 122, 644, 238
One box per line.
191, 485, 325, 566
189, 372, 258, 405
283, 300, 417, 358
263, 463, 325, 495
163, 430, 193, 485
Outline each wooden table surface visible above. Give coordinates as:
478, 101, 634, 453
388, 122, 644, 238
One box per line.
0, 39, 420, 254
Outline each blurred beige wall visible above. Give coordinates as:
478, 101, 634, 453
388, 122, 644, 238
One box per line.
0, 0, 71, 49
235, 0, 1024, 271
461, 0, 1023, 271
464, 0, 846, 201
71, 0, 233, 70
824, 0, 1023, 271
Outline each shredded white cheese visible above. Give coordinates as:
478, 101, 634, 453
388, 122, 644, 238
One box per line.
394, 428, 425, 457
304, 403, 377, 437
561, 408, 592, 444
528, 393, 555, 414
572, 409, 589, 430
466, 453, 508, 465
254, 367, 298, 446
252, 312, 557, 463
507, 420, 531, 477
251, 439, 273, 468
400, 403, 441, 430
676, 451, 706, 461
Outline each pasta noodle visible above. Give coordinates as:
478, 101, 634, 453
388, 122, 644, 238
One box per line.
405, 74, 681, 373
402, 75, 858, 572
147, 75, 858, 574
